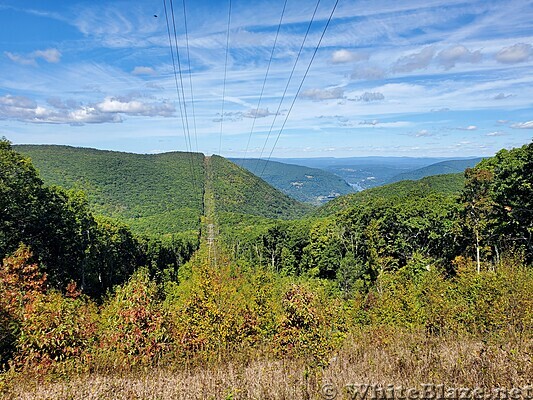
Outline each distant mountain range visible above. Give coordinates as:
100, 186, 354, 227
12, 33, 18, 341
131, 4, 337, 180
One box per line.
271, 156, 484, 191
15, 146, 484, 233
230, 158, 354, 204
386, 158, 484, 184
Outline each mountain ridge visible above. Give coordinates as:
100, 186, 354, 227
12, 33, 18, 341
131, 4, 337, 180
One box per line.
230, 157, 354, 204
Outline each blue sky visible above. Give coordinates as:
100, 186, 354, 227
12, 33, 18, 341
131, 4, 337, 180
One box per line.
0, 0, 532, 157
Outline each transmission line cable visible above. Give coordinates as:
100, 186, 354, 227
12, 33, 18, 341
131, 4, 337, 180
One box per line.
218, 0, 232, 155
169, 0, 200, 191
258, 0, 340, 180
181, 0, 200, 156
163, 0, 197, 194
241, 0, 288, 161
251, 0, 321, 175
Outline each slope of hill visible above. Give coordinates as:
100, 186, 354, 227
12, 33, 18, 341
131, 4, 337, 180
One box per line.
210, 155, 312, 220
314, 173, 465, 217
230, 158, 354, 204
387, 158, 484, 184
272, 156, 455, 190
15, 145, 205, 236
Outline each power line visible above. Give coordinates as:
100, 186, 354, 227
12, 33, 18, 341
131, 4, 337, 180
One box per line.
181, 0, 199, 156
241, 0, 288, 161
163, 0, 196, 194
218, 0, 232, 156
251, 0, 321, 176
169, 0, 197, 186
168, 0, 200, 194
259, 0, 340, 180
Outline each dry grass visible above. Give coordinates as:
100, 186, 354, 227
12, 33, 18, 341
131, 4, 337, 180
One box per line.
3, 328, 531, 400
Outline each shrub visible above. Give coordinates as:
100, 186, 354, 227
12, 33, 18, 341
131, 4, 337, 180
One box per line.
94, 268, 168, 370
14, 287, 97, 374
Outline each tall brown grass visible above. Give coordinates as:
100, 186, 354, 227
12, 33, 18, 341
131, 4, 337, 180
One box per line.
3, 326, 531, 400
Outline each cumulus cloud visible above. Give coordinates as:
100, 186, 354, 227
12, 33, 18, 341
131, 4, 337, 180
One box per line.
300, 87, 344, 101
351, 66, 385, 80
317, 115, 351, 127
356, 120, 411, 128
243, 108, 277, 118
212, 108, 279, 122
0, 94, 174, 125
495, 43, 531, 64
0, 95, 119, 124
437, 45, 482, 69
132, 66, 156, 75
96, 97, 174, 116
415, 129, 431, 137
33, 48, 61, 63
458, 125, 477, 131
360, 92, 385, 102
359, 119, 379, 126
348, 92, 385, 102
331, 49, 368, 64
5, 48, 61, 65
511, 120, 533, 129
393, 46, 435, 72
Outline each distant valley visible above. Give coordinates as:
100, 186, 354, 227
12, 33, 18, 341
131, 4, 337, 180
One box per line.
271, 156, 483, 191
230, 158, 354, 204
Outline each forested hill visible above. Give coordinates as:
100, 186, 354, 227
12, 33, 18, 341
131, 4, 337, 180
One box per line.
314, 173, 465, 217
15, 145, 312, 234
230, 158, 354, 204
15, 145, 205, 236
387, 158, 484, 184
210, 155, 312, 220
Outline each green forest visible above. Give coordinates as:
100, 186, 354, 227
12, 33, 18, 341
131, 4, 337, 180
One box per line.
1, 138, 532, 398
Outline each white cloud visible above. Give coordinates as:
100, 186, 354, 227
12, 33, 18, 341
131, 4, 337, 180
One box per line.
437, 45, 481, 69
458, 125, 477, 131
300, 87, 345, 101
96, 97, 174, 116
0, 94, 174, 125
495, 43, 531, 64
5, 52, 36, 66
212, 108, 279, 122
0, 95, 120, 125
486, 131, 505, 136
348, 92, 385, 102
511, 120, 533, 129
331, 49, 368, 64
359, 120, 379, 126
243, 108, 277, 118
33, 48, 61, 63
4, 48, 61, 65
132, 66, 156, 75
393, 46, 435, 72
415, 129, 431, 137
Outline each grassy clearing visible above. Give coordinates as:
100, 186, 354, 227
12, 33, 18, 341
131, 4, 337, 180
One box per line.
3, 327, 530, 400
